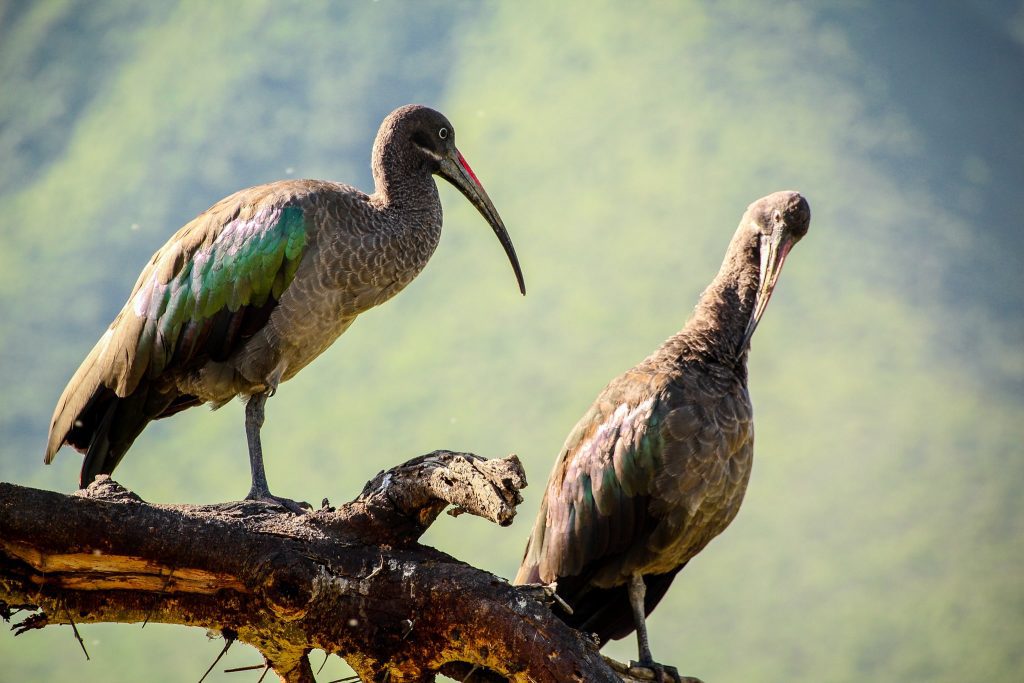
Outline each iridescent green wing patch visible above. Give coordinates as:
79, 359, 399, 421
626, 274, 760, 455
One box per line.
531, 377, 668, 579
124, 200, 309, 385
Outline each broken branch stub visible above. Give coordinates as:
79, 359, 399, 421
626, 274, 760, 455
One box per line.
342, 450, 527, 544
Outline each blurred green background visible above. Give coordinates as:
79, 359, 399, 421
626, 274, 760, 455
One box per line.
2, 0, 1022, 681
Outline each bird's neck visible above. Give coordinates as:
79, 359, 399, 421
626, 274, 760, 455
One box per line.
369, 134, 443, 227
665, 226, 760, 368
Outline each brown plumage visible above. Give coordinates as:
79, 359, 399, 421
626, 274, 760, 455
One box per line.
515, 191, 810, 677
45, 105, 525, 510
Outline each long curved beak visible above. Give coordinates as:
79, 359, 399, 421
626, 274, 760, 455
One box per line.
438, 149, 526, 295
741, 231, 795, 350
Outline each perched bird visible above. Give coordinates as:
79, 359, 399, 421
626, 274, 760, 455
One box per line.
45, 104, 525, 511
515, 191, 810, 678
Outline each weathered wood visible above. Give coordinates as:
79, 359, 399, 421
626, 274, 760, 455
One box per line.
0, 450, 627, 682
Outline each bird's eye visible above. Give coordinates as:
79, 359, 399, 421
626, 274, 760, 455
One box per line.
438, 127, 449, 140
772, 209, 784, 225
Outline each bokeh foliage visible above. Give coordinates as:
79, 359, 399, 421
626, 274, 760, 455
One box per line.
1, 1, 1021, 681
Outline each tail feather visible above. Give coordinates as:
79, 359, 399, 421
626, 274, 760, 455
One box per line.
45, 335, 110, 464
78, 383, 173, 487
79, 392, 118, 484
45, 332, 180, 487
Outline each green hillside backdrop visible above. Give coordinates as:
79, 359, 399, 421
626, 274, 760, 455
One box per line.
2, 1, 1022, 681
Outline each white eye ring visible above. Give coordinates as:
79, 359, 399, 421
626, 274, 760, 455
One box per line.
438, 127, 449, 140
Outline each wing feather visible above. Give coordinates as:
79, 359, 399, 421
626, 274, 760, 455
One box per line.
45, 183, 313, 467
517, 369, 671, 586
115, 195, 309, 395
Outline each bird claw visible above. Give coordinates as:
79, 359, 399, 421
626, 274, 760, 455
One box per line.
628, 660, 682, 683
245, 492, 312, 515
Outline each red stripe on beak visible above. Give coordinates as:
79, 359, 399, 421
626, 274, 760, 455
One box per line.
457, 151, 482, 187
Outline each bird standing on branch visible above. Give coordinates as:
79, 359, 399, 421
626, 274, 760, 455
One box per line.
515, 191, 810, 680
45, 105, 525, 512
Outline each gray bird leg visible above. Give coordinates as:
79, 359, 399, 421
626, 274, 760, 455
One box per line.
243, 392, 309, 514
628, 573, 654, 665
245, 392, 270, 499
628, 573, 681, 683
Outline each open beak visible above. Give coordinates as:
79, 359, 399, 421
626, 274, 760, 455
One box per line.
438, 149, 526, 295
741, 231, 795, 350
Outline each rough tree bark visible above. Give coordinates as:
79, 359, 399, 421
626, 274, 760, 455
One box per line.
0, 451, 698, 683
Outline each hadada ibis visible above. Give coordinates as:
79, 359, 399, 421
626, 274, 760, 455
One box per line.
515, 191, 810, 679
44, 104, 525, 512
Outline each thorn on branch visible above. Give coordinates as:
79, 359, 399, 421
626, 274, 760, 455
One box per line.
198, 629, 236, 683
438, 662, 508, 683
64, 607, 90, 660
142, 567, 177, 628
516, 582, 574, 615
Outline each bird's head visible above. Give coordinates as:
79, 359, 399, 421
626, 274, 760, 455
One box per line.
378, 105, 525, 295
739, 190, 811, 348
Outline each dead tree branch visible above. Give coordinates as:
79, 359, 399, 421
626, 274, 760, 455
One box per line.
0, 450, 638, 682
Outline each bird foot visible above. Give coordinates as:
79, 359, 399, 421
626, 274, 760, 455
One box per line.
516, 582, 573, 615
244, 491, 312, 515
628, 660, 682, 683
